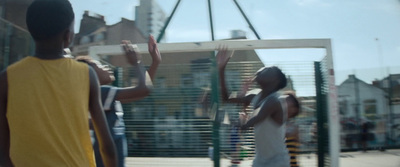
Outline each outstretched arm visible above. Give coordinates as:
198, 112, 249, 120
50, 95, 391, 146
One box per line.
217, 46, 231, 102
147, 35, 161, 81
88, 67, 118, 167
217, 47, 252, 104
115, 40, 153, 103
0, 71, 13, 167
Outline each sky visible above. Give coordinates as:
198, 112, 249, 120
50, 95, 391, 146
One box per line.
69, 0, 400, 86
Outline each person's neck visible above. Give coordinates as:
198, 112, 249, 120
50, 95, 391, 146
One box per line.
260, 89, 276, 99
34, 41, 65, 60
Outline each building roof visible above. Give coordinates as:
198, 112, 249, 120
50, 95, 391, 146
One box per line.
339, 75, 385, 92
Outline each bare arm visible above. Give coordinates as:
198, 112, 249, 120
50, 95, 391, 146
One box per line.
241, 98, 281, 129
115, 40, 153, 103
217, 47, 252, 104
0, 71, 13, 167
88, 67, 118, 167
217, 47, 232, 102
147, 35, 161, 81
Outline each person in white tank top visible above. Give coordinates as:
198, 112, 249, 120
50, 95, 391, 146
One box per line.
216, 47, 298, 167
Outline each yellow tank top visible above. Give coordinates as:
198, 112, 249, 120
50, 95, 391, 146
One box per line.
7, 56, 95, 167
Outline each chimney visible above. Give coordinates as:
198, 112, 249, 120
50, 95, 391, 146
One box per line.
230, 30, 246, 39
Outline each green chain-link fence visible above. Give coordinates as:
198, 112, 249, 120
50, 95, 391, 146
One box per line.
116, 52, 330, 166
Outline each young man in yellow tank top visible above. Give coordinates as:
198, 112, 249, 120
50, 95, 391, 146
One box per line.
0, 0, 117, 166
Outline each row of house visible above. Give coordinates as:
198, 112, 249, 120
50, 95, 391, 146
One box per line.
338, 74, 400, 149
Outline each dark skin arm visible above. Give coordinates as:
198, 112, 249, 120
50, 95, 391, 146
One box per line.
115, 37, 159, 103
241, 97, 282, 129
147, 35, 161, 81
0, 70, 13, 167
217, 47, 253, 105
88, 67, 118, 167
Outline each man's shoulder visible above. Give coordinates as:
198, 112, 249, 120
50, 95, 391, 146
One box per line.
6, 57, 32, 70
260, 93, 281, 111
264, 92, 281, 102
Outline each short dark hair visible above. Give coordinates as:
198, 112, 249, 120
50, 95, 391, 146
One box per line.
256, 66, 287, 90
26, 0, 75, 41
274, 67, 287, 90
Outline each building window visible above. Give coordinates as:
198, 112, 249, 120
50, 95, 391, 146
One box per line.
339, 100, 348, 116
156, 77, 166, 89
94, 33, 104, 42
182, 105, 194, 119
193, 72, 210, 88
80, 36, 90, 44
226, 71, 240, 90
157, 105, 167, 119
0, 7, 3, 18
363, 99, 377, 120
180, 74, 193, 88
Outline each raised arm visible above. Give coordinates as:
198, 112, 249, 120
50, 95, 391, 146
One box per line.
0, 71, 13, 167
217, 47, 252, 104
147, 35, 161, 81
88, 67, 118, 167
217, 47, 231, 101
115, 40, 153, 103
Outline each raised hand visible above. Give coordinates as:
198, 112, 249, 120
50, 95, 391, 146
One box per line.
148, 35, 161, 64
216, 45, 234, 70
121, 40, 141, 65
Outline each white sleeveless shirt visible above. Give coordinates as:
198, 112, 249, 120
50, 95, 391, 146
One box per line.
250, 92, 290, 167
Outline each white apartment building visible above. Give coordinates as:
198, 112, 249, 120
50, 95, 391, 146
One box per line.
135, 0, 166, 42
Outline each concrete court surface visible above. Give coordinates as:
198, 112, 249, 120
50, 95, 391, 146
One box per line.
125, 149, 400, 167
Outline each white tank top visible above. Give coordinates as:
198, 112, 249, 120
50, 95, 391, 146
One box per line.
250, 92, 290, 167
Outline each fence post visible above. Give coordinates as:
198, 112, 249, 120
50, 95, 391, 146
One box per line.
210, 51, 220, 167
315, 61, 329, 167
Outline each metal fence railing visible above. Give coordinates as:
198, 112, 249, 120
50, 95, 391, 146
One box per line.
117, 59, 323, 166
